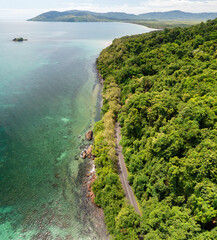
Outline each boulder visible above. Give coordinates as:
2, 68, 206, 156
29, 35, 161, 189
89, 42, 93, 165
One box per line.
85, 130, 93, 141
90, 191, 95, 203
87, 184, 92, 192
80, 150, 86, 159
86, 145, 93, 158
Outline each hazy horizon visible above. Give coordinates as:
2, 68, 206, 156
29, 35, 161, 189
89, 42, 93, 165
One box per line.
1, 0, 217, 20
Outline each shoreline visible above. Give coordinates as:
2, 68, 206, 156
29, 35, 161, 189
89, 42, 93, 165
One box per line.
76, 62, 109, 239
75, 127, 108, 239
81, 64, 103, 203
93, 62, 104, 118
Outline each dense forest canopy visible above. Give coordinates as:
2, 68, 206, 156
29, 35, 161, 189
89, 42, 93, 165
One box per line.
94, 18, 217, 239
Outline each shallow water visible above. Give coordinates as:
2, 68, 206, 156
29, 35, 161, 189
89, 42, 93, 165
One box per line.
0, 21, 153, 240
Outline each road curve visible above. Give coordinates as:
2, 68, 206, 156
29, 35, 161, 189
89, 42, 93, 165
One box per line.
115, 122, 141, 215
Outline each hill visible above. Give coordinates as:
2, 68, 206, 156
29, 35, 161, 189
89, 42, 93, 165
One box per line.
28, 10, 137, 22
138, 10, 217, 20
93, 18, 217, 239
29, 10, 217, 22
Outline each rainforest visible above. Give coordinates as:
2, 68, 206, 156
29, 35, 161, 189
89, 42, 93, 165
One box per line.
93, 18, 217, 239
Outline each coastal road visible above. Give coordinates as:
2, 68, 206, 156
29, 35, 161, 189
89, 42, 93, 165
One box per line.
115, 123, 141, 216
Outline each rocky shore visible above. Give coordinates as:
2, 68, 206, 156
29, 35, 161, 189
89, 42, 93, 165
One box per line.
80, 129, 97, 205
77, 67, 109, 239
98, 72, 104, 85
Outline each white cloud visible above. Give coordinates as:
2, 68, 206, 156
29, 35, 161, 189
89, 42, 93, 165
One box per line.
141, 0, 217, 13
62, 0, 217, 14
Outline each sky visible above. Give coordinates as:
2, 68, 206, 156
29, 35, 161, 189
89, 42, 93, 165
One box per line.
1, 0, 217, 20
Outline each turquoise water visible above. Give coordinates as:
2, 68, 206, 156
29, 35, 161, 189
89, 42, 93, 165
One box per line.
0, 21, 153, 240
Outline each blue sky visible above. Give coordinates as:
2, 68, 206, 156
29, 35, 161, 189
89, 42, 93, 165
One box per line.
1, 0, 217, 20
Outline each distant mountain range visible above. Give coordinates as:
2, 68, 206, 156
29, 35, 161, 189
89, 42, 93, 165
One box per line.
29, 10, 217, 22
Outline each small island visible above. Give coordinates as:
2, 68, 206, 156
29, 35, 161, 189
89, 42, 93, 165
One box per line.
12, 38, 28, 42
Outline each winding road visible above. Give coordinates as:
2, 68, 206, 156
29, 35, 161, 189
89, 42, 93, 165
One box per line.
115, 123, 141, 216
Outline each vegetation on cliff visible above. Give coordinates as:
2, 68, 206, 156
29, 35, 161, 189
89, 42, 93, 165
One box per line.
92, 79, 141, 238
94, 18, 217, 239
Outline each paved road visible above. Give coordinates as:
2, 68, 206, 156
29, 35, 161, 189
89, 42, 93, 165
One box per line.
115, 123, 141, 215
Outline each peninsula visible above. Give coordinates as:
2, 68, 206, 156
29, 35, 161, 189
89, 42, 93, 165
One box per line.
29, 10, 217, 29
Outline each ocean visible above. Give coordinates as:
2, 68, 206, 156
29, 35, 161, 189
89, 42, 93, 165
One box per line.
0, 21, 153, 240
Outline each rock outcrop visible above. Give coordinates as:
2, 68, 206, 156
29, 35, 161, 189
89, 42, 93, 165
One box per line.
86, 145, 93, 158
80, 150, 87, 159
80, 145, 93, 159
86, 172, 96, 204
13, 38, 28, 42
85, 130, 93, 141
